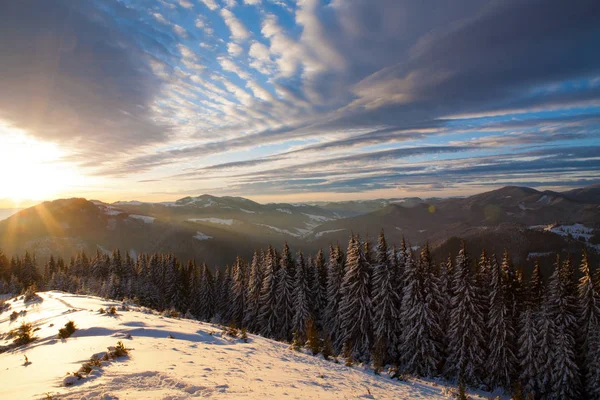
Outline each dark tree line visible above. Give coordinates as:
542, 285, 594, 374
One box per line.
0, 232, 599, 399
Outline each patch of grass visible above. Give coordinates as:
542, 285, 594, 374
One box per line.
58, 320, 77, 339
162, 308, 180, 318
110, 341, 130, 358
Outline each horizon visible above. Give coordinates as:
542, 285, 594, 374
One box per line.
1, 1, 599, 206
0, 181, 597, 210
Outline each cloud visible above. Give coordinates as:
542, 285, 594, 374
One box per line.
199, 0, 219, 10
220, 9, 250, 41
227, 42, 244, 57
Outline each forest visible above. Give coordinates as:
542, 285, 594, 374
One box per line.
0, 231, 598, 400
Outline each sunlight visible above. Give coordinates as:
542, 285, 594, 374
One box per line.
0, 122, 80, 204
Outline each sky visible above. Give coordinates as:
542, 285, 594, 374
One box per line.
0, 0, 599, 206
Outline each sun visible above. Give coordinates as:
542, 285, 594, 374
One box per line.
0, 122, 81, 204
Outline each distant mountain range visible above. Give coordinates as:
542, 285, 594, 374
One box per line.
0, 185, 598, 273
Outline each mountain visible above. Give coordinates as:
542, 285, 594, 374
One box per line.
0, 291, 495, 399
0, 185, 598, 269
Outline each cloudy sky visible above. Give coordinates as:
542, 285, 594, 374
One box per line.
0, 0, 599, 205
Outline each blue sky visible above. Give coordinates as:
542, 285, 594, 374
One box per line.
0, 0, 598, 204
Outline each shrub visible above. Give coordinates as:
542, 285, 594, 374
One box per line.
23, 285, 42, 303
98, 307, 106, 314
58, 321, 77, 339
0, 300, 10, 313
321, 335, 334, 361
12, 322, 36, 346
240, 328, 248, 343
226, 323, 239, 338
111, 341, 129, 358
9, 311, 18, 321
305, 320, 320, 355
108, 306, 117, 315
162, 308, 180, 318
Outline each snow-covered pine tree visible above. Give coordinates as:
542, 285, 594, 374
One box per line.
529, 260, 543, 311
547, 255, 580, 399
337, 235, 373, 362
275, 243, 295, 341
371, 230, 401, 364
259, 246, 279, 338
536, 292, 554, 397
292, 251, 311, 341
315, 249, 328, 327
446, 242, 485, 386
196, 263, 214, 321
586, 319, 600, 400
230, 256, 247, 327
438, 255, 453, 341
519, 306, 538, 399
243, 250, 264, 331
476, 250, 491, 348
400, 244, 442, 377
578, 251, 600, 398
218, 265, 233, 323
501, 251, 521, 345
324, 244, 345, 348
487, 254, 516, 391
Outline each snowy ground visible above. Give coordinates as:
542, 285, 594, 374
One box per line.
1, 292, 493, 399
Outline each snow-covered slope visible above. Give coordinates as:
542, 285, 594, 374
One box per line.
1, 292, 491, 399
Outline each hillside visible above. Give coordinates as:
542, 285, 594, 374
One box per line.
0, 185, 598, 270
0, 291, 493, 399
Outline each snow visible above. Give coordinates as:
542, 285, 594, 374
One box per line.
0, 292, 493, 399
527, 252, 554, 260
104, 209, 122, 216
302, 213, 331, 222
239, 208, 255, 214
193, 232, 213, 241
528, 223, 594, 240
276, 208, 292, 214
255, 223, 300, 237
188, 218, 234, 226
129, 215, 155, 224
536, 195, 551, 204
314, 229, 346, 238
114, 201, 144, 206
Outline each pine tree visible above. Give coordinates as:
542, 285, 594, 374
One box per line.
337, 235, 372, 362
519, 307, 538, 399
578, 251, 600, 398
487, 255, 516, 391
529, 260, 543, 311
446, 242, 485, 386
586, 320, 600, 400
230, 256, 247, 327
259, 246, 279, 338
324, 244, 345, 348
547, 255, 580, 399
292, 251, 310, 341
244, 251, 264, 331
371, 231, 401, 364
400, 244, 442, 377
275, 243, 295, 341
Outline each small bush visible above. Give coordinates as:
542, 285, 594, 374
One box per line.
226, 323, 239, 338
108, 306, 117, 315
58, 321, 77, 339
12, 322, 36, 346
162, 308, 180, 318
291, 331, 303, 351
111, 341, 129, 358
321, 335, 334, 361
23, 286, 42, 303
305, 320, 320, 355
9, 311, 19, 321
240, 328, 248, 343
98, 307, 106, 314
0, 300, 10, 313
88, 355, 102, 367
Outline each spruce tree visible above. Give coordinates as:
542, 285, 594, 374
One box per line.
487, 255, 516, 391
324, 244, 345, 348
230, 256, 247, 327
400, 244, 442, 376
292, 251, 310, 341
275, 243, 295, 341
446, 242, 485, 386
337, 235, 372, 362
578, 251, 600, 398
547, 256, 580, 399
371, 230, 401, 364
244, 251, 264, 331
259, 246, 279, 338
519, 306, 538, 399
